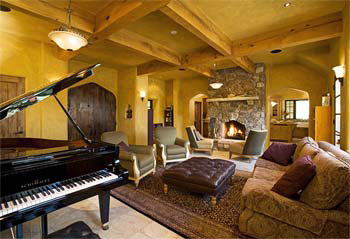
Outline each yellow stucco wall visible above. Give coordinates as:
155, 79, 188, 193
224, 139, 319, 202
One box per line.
266, 63, 328, 138
148, 78, 166, 124
0, 32, 68, 139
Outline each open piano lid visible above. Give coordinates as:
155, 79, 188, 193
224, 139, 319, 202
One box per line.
0, 63, 100, 121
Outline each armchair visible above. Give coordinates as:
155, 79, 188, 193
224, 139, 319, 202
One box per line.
154, 127, 190, 166
101, 131, 156, 187
186, 126, 214, 154
229, 129, 267, 160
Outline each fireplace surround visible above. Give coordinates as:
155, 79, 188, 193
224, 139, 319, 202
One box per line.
208, 64, 266, 139
224, 120, 246, 140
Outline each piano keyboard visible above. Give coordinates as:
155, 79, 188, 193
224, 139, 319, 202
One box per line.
0, 170, 117, 217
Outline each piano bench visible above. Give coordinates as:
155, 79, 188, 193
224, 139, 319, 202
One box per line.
46, 221, 101, 239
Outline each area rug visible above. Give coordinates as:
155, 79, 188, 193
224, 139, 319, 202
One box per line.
111, 166, 250, 239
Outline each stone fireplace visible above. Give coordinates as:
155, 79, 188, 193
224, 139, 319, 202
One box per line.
224, 120, 246, 140
208, 64, 266, 139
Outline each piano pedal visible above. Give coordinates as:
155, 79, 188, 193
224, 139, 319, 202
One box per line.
102, 223, 109, 230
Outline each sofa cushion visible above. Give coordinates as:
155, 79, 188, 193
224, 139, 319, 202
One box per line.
253, 167, 285, 182
300, 152, 350, 209
299, 143, 321, 159
262, 142, 297, 166
166, 145, 186, 155
293, 137, 318, 160
255, 158, 291, 171
272, 155, 316, 198
241, 178, 328, 235
337, 196, 350, 212
318, 141, 350, 165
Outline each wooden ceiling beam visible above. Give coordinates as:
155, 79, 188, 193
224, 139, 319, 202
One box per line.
109, 29, 181, 65
232, 12, 343, 57
137, 61, 178, 76
58, 0, 170, 61
1, 0, 94, 33
161, 0, 232, 56
230, 57, 255, 73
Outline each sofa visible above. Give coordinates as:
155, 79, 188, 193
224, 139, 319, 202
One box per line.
239, 137, 350, 238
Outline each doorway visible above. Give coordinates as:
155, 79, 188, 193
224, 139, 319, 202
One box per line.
0, 75, 25, 138
148, 100, 154, 145
68, 83, 116, 141
194, 101, 202, 133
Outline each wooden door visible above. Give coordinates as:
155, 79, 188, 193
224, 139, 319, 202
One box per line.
194, 101, 202, 133
68, 83, 116, 141
0, 75, 25, 138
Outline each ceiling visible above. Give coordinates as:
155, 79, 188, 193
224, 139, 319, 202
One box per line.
194, 0, 346, 41
0, 0, 346, 79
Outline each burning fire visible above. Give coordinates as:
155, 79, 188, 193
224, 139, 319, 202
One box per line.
227, 125, 243, 137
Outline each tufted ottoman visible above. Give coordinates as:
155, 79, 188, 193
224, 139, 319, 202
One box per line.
162, 157, 236, 206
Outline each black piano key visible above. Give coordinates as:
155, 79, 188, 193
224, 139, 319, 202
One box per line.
46, 186, 54, 194
21, 192, 28, 202
11, 195, 17, 206
44, 187, 51, 195
28, 191, 35, 200
73, 178, 82, 185
52, 184, 61, 192
16, 194, 23, 204
39, 188, 47, 197
33, 189, 40, 199
0, 198, 2, 209
4, 199, 9, 208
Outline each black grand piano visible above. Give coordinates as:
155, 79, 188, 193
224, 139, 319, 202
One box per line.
0, 64, 128, 238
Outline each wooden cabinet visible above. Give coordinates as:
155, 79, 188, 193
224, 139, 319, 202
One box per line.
315, 106, 332, 142
164, 107, 174, 126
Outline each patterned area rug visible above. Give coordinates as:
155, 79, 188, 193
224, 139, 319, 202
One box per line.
111, 166, 250, 239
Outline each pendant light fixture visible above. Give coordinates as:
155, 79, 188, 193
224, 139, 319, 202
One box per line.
48, 0, 87, 51
209, 63, 223, 89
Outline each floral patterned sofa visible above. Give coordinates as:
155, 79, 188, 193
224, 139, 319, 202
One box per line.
239, 137, 350, 238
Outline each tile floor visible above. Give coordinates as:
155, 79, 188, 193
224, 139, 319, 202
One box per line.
0, 196, 183, 239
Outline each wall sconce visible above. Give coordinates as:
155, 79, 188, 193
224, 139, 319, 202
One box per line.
332, 65, 345, 86
271, 101, 278, 107
140, 91, 146, 101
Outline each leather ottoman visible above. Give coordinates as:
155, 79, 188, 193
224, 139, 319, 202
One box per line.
162, 157, 236, 206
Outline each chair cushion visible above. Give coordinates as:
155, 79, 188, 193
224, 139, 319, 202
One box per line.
167, 153, 186, 160
197, 139, 213, 149
261, 142, 297, 166
300, 152, 350, 209
118, 141, 130, 152
137, 153, 154, 169
293, 137, 318, 160
166, 145, 186, 155
47, 221, 100, 239
272, 155, 316, 198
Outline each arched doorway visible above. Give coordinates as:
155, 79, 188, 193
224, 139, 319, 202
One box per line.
269, 88, 310, 142
189, 94, 208, 135
68, 83, 116, 141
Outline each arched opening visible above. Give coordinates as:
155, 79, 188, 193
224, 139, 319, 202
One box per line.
269, 88, 310, 143
189, 94, 208, 135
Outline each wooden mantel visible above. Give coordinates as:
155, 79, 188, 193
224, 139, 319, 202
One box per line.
207, 96, 259, 102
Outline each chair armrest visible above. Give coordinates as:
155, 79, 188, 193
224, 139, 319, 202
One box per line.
129, 145, 154, 155
119, 151, 136, 162
241, 178, 327, 236
175, 137, 189, 147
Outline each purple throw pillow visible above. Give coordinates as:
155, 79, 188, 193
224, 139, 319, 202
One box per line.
262, 142, 297, 166
117, 141, 130, 152
272, 155, 316, 198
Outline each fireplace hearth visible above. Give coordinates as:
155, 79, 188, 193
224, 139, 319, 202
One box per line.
224, 120, 246, 140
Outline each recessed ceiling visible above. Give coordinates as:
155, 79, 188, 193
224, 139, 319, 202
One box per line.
73, 39, 154, 69
194, 0, 346, 41
150, 69, 206, 81
126, 11, 208, 54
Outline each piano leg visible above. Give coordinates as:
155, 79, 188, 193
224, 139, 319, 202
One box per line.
41, 214, 48, 238
16, 224, 23, 238
99, 190, 110, 230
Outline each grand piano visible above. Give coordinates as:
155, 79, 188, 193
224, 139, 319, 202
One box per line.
0, 64, 128, 238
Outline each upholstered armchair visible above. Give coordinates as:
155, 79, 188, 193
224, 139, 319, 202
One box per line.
229, 129, 268, 159
154, 127, 190, 166
101, 131, 156, 187
186, 126, 214, 154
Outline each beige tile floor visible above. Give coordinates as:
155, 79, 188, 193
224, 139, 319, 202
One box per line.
0, 196, 183, 239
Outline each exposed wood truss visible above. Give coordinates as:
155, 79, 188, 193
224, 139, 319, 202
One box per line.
232, 12, 343, 56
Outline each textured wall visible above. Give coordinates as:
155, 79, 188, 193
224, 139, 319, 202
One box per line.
208, 64, 266, 138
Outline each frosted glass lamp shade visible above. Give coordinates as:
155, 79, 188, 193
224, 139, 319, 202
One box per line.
332, 65, 345, 79
271, 101, 278, 107
210, 83, 223, 89
48, 27, 88, 51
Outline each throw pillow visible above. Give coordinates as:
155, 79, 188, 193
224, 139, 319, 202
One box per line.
271, 155, 316, 198
293, 137, 318, 160
300, 152, 350, 209
117, 141, 130, 152
298, 143, 321, 159
261, 142, 297, 166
